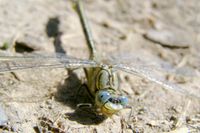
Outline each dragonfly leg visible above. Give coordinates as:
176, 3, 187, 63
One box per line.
75, 83, 94, 105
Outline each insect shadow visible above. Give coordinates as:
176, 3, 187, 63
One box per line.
54, 70, 106, 125
46, 17, 106, 125
46, 17, 65, 53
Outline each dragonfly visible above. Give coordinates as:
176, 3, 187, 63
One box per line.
0, 0, 199, 117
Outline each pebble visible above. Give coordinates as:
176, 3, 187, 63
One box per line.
144, 28, 194, 48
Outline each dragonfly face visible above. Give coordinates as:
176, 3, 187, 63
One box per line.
95, 90, 128, 116
85, 65, 128, 116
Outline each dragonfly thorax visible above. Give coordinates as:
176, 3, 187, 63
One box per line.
85, 65, 119, 97
85, 65, 128, 116
96, 66, 119, 91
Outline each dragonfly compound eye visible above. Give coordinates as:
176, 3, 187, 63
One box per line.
95, 90, 128, 116
119, 96, 128, 106
97, 91, 111, 103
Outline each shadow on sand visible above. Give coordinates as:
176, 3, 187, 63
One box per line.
54, 70, 106, 125
45, 17, 106, 125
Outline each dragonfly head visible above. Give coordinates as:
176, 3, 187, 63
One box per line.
95, 90, 128, 117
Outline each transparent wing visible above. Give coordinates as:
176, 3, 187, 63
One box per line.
0, 52, 98, 73
112, 63, 200, 100
105, 52, 199, 77
104, 52, 172, 68
103, 53, 200, 99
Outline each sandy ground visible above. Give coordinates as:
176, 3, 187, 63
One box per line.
0, 0, 200, 132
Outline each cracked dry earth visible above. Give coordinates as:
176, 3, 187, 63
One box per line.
0, 0, 200, 133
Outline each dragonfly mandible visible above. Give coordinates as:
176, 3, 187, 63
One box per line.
0, 0, 199, 117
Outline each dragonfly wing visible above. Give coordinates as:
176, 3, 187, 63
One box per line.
0, 52, 98, 73
104, 52, 199, 77
113, 63, 200, 100
105, 52, 172, 69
